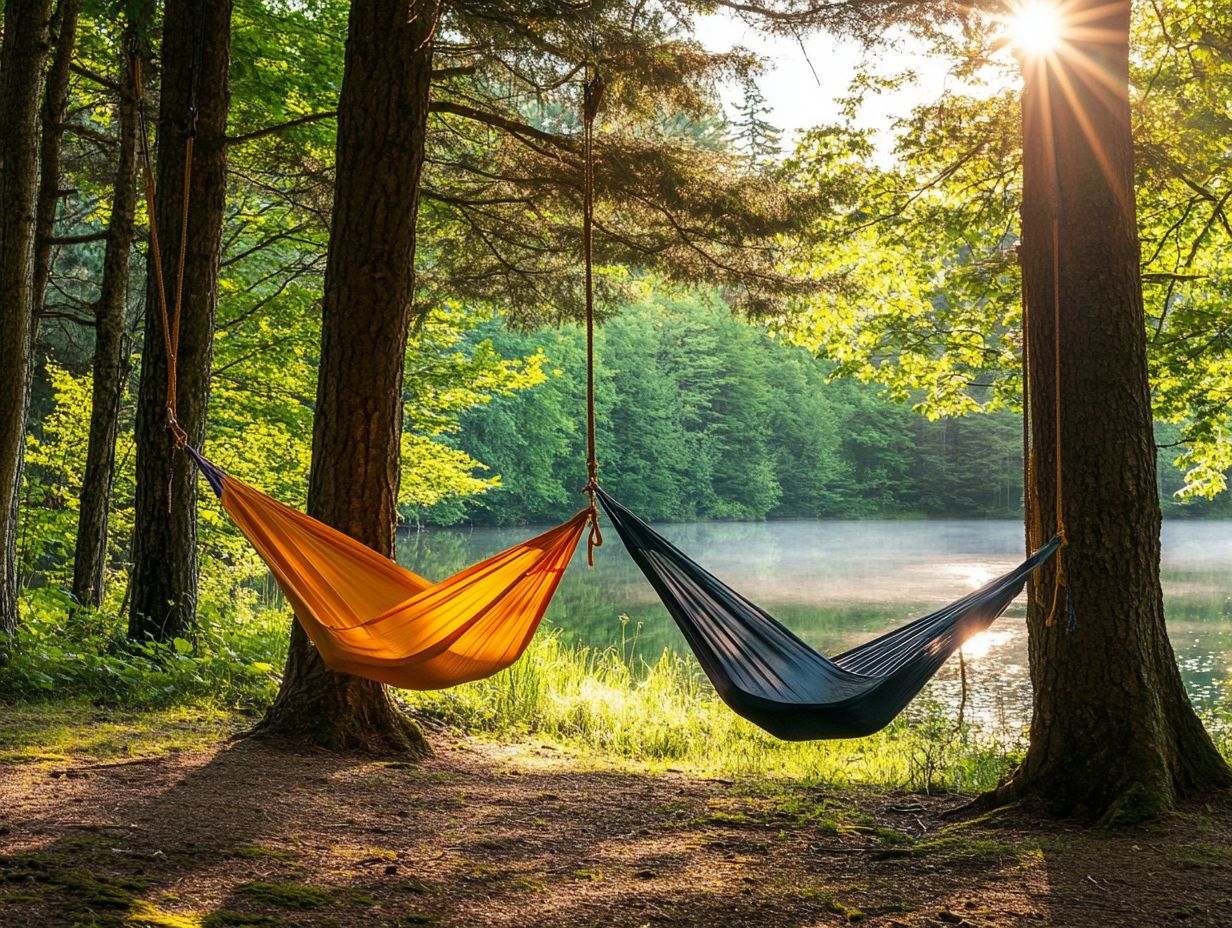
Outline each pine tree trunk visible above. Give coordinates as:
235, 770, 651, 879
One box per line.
255, 0, 437, 755
31, 0, 82, 325
72, 30, 140, 608
0, 0, 56, 659
128, 0, 231, 641
996, 0, 1231, 822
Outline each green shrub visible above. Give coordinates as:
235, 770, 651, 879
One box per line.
0, 594, 285, 710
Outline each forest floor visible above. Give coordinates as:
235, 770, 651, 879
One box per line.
1, 707, 1231, 928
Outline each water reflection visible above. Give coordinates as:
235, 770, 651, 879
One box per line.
397, 519, 1232, 735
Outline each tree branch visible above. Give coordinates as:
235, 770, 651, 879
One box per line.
220, 222, 313, 268
431, 63, 478, 79
62, 122, 116, 147
227, 111, 338, 145
70, 62, 118, 91
429, 100, 575, 153
45, 230, 109, 245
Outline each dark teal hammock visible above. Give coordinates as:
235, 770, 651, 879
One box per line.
595, 487, 1059, 740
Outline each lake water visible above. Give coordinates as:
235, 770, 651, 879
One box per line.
397, 519, 1232, 735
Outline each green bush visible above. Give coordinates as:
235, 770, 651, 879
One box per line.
0, 590, 285, 710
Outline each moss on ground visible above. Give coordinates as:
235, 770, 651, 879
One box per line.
891, 834, 1032, 866
1172, 843, 1232, 869
0, 703, 237, 766
236, 881, 377, 909
0, 853, 152, 915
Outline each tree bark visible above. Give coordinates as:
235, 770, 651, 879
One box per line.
996, 0, 1232, 822
31, 0, 82, 326
256, 0, 437, 755
128, 0, 231, 641
72, 27, 140, 609
0, 0, 56, 659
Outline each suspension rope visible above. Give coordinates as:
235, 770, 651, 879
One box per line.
1039, 69, 1070, 629
130, 44, 195, 451
581, 60, 604, 565
1045, 214, 1070, 628
1022, 247, 1043, 608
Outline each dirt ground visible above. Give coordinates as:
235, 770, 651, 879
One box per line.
2, 718, 1231, 928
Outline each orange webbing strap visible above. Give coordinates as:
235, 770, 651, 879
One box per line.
582, 65, 604, 565
1022, 248, 1044, 608
1045, 215, 1068, 626
1032, 67, 1069, 629
131, 52, 195, 450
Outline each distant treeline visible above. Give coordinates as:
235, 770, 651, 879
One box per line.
423, 294, 1017, 525
423, 293, 1231, 526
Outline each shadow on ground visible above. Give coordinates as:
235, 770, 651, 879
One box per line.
1, 718, 1230, 927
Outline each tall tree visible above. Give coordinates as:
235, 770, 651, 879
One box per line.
0, 0, 57, 658
72, 22, 141, 608
250, 0, 815, 752
731, 75, 780, 165
255, 0, 439, 754
731, 0, 1232, 817
128, 0, 232, 640
995, 0, 1231, 821
31, 0, 83, 326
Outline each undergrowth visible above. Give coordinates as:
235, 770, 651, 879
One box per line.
0, 594, 285, 710
404, 631, 1026, 791
2, 599, 1228, 792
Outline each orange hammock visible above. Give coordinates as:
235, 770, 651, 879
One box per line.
191, 450, 589, 689
139, 52, 601, 692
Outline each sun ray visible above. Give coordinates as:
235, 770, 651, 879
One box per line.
1049, 59, 1134, 216
1009, 1, 1064, 55
1010, 2, 1136, 219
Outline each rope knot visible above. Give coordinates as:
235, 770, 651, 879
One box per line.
1045, 531, 1069, 628
582, 70, 604, 127
166, 408, 188, 450
584, 483, 603, 567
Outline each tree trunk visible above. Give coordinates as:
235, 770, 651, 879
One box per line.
997, 0, 1232, 822
72, 27, 140, 608
31, 0, 82, 326
128, 0, 231, 641
0, 0, 56, 659
256, 0, 437, 755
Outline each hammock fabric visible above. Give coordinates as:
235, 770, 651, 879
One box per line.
188, 449, 587, 689
596, 487, 1059, 740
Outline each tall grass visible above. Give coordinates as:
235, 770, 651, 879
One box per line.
405, 627, 1026, 792
9, 599, 1227, 793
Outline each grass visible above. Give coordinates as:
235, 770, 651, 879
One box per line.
0, 703, 237, 765
402, 631, 1029, 792
2, 612, 1228, 793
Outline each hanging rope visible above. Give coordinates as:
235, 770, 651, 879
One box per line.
1044, 215, 1069, 627
1022, 238, 1043, 609
1035, 68, 1070, 630
581, 61, 604, 565
130, 45, 196, 451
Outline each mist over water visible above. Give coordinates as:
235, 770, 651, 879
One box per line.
398, 519, 1232, 736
